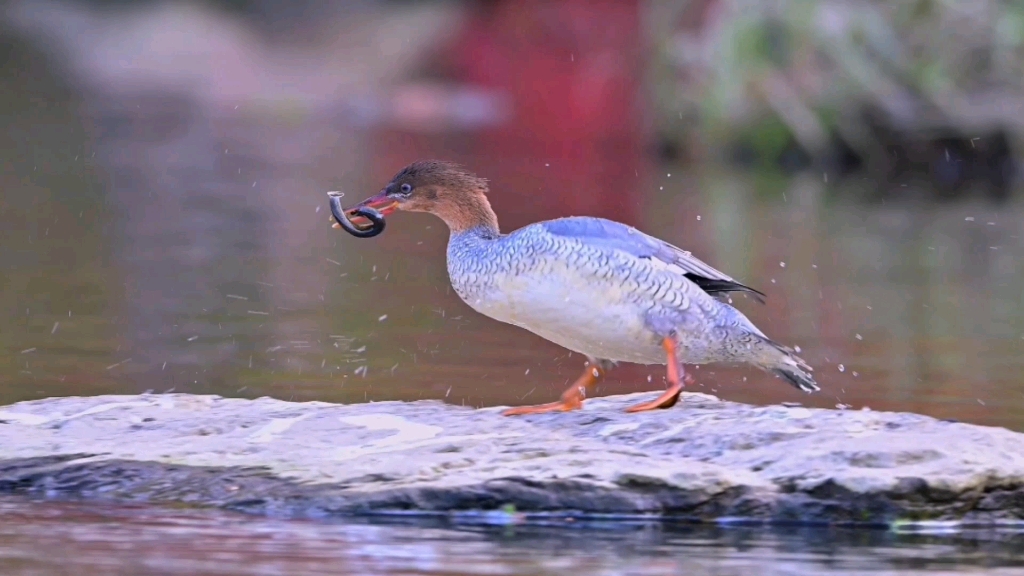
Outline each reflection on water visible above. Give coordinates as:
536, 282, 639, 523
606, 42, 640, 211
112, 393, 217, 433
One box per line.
2, 36, 1024, 432
1, 496, 1022, 576
3, 123, 1023, 429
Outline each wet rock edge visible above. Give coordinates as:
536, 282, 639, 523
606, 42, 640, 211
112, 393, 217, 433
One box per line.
1, 455, 1021, 528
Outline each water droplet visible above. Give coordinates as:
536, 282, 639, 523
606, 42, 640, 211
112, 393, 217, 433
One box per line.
779, 261, 786, 268
838, 364, 845, 372
855, 334, 862, 340
696, 215, 701, 221
965, 216, 975, 221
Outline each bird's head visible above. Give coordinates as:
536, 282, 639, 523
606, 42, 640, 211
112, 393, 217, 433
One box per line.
334, 160, 498, 235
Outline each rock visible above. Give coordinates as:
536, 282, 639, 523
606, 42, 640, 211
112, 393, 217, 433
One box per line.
0, 392, 1022, 525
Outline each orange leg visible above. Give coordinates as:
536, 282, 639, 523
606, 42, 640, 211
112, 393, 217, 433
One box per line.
625, 337, 689, 413
502, 360, 608, 416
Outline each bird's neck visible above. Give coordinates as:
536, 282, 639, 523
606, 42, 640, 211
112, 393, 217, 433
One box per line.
437, 193, 500, 237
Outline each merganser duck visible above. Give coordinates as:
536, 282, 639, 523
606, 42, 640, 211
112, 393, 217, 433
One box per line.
333, 160, 818, 415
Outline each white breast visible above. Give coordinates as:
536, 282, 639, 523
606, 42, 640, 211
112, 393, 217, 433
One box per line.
460, 264, 665, 364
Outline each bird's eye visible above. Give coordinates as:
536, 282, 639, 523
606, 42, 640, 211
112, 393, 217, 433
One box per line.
400, 183, 413, 194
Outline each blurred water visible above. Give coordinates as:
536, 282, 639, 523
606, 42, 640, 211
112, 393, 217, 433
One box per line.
2, 90, 1022, 429
1, 496, 1022, 576
2, 3, 1021, 431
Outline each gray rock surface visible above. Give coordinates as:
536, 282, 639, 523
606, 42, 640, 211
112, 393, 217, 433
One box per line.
1, 392, 1022, 525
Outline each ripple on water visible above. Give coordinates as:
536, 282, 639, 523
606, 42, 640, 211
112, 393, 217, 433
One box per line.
0, 496, 1023, 575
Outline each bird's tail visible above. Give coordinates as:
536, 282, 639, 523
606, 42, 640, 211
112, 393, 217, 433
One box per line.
747, 334, 819, 393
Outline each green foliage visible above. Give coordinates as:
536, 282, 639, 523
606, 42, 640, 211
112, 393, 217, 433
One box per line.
651, 0, 1024, 160
744, 116, 794, 168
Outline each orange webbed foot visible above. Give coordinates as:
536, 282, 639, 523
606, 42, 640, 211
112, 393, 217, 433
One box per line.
502, 360, 607, 417
502, 397, 582, 416
625, 337, 690, 413
624, 381, 685, 412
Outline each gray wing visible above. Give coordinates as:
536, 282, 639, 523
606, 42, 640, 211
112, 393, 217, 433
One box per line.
540, 217, 766, 303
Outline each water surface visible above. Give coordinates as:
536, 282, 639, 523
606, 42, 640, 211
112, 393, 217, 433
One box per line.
4, 38, 1024, 427
1, 496, 1022, 576
4, 139, 1022, 428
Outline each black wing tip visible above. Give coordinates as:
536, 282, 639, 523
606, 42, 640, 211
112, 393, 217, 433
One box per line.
771, 368, 821, 393
684, 274, 767, 304
743, 286, 767, 304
